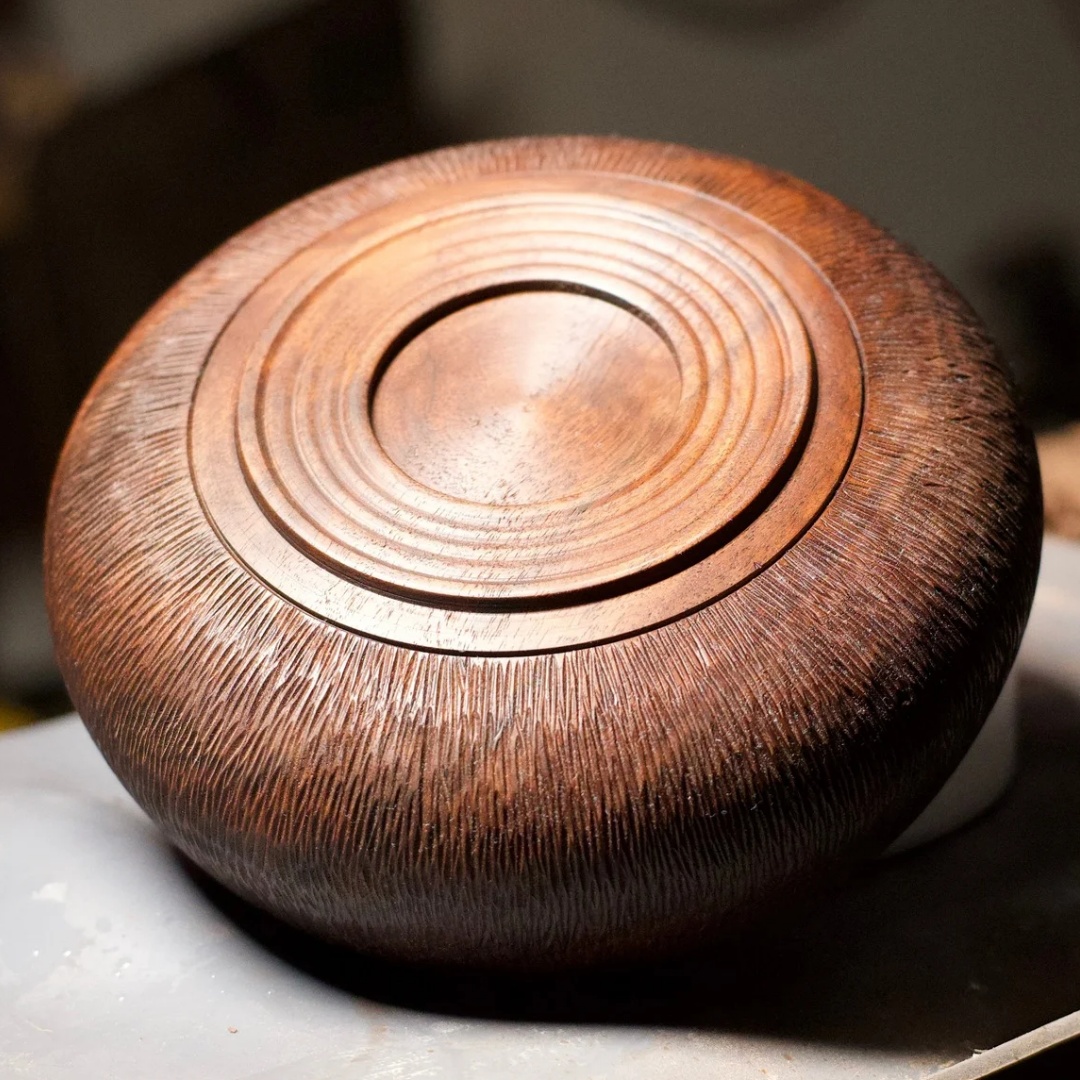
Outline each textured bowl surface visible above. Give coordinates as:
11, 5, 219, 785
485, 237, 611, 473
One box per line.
45, 137, 1042, 967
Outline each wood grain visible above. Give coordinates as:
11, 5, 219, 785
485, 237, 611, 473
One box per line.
44, 137, 1042, 968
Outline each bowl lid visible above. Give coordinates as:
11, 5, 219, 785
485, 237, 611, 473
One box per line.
189, 164, 862, 652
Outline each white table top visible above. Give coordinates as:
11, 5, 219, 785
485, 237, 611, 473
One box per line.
2, 537, 1079, 1080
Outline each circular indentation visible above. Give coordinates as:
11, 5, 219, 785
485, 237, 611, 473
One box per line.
372, 289, 683, 507
190, 170, 862, 651
237, 196, 813, 605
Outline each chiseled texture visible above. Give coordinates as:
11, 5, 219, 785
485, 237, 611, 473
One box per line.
44, 138, 1042, 968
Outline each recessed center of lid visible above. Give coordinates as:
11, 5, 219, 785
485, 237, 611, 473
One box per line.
371, 289, 683, 506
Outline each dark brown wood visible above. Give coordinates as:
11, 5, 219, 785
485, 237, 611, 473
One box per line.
44, 137, 1042, 968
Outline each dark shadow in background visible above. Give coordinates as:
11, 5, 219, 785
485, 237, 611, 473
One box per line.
0, 0, 436, 533
184, 672, 1080, 1061
979, 236, 1080, 431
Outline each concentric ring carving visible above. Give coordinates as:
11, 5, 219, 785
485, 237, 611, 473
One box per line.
191, 172, 863, 651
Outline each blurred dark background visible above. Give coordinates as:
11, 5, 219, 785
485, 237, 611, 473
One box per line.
1, 0, 1079, 725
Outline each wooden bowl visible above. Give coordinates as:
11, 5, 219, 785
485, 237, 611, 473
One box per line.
44, 137, 1042, 969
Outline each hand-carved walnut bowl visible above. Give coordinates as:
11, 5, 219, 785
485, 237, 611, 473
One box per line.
45, 137, 1041, 969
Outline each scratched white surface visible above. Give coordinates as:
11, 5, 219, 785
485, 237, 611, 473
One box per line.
1, 536, 1077, 1080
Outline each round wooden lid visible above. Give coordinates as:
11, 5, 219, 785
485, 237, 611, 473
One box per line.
189, 164, 861, 652
45, 138, 1042, 968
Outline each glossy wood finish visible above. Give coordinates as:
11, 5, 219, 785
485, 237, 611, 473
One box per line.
190, 169, 861, 650
45, 138, 1042, 968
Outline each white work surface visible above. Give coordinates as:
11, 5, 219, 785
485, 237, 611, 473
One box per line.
2, 538, 1079, 1080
